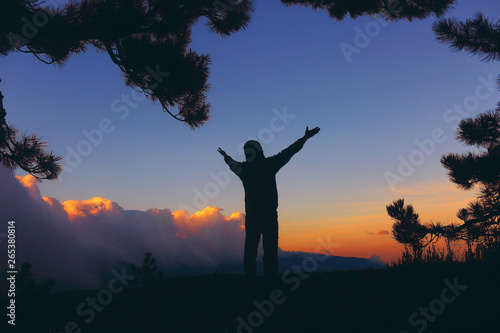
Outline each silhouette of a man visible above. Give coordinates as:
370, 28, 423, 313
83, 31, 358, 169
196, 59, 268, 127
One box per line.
218, 126, 320, 280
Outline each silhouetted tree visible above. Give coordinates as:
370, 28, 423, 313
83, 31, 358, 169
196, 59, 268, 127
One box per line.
1, 0, 255, 127
0, 0, 456, 179
0, 88, 61, 179
281, 0, 455, 21
433, 11, 500, 94
386, 198, 435, 262
17, 262, 55, 300
388, 108, 500, 262
434, 12, 500, 63
130, 252, 163, 287
434, 108, 500, 248
430, 10, 500, 256
388, 5, 500, 263
1, 0, 456, 128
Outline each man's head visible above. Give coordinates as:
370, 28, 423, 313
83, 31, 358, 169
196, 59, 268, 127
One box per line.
244, 140, 264, 162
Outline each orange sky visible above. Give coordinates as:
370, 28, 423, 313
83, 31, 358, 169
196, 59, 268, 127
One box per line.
278, 180, 476, 263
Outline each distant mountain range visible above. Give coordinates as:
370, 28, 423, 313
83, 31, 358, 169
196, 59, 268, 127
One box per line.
161, 251, 386, 277
23, 251, 387, 292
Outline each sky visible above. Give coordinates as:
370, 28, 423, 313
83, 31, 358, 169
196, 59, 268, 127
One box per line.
1, 0, 500, 278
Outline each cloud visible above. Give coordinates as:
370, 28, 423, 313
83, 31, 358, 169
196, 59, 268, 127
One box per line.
369, 254, 386, 266
366, 230, 389, 236
0, 168, 245, 289
15, 174, 40, 196
62, 197, 121, 221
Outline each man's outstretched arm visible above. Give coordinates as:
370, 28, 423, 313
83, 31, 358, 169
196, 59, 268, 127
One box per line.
272, 126, 320, 171
217, 148, 242, 175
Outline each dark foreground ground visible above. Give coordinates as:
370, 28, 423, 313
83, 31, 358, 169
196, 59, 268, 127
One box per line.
4, 260, 500, 333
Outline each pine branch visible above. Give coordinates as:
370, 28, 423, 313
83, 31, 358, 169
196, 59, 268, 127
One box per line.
280, 0, 455, 21
0, 90, 62, 180
2, 0, 455, 127
433, 12, 500, 62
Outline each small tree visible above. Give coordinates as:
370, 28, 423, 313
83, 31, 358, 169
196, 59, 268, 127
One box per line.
386, 198, 436, 263
17, 263, 55, 300
130, 252, 163, 287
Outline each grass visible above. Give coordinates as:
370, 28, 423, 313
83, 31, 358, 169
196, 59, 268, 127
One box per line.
5, 259, 500, 333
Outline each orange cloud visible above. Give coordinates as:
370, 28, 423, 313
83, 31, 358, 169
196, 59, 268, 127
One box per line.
172, 206, 244, 238
5, 168, 250, 287
15, 174, 40, 196
378, 230, 389, 235
62, 197, 121, 221
228, 211, 244, 222
15, 174, 38, 188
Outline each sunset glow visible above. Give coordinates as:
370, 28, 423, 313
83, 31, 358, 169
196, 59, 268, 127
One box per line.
12, 174, 477, 264
62, 197, 119, 221
2, 1, 498, 331
2, 0, 497, 292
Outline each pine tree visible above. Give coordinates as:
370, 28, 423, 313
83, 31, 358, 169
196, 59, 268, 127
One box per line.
1, 0, 456, 127
387, 108, 500, 261
438, 108, 500, 246
17, 262, 55, 300
1, 0, 255, 128
130, 252, 163, 287
0, 0, 456, 179
386, 198, 435, 262
0, 88, 62, 179
431, 8, 500, 256
387, 5, 500, 263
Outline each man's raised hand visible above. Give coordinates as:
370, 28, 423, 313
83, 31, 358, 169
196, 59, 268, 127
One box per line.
217, 147, 228, 157
304, 126, 320, 140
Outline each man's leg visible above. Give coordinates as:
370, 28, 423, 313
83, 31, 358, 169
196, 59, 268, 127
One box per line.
262, 211, 279, 278
244, 229, 261, 277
